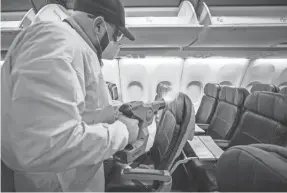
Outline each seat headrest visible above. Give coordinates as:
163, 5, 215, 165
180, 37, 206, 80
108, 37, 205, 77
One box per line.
166, 93, 189, 124
280, 87, 287, 95
204, 83, 220, 98
156, 82, 172, 98
219, 86, 249, 107
244, 92, 287, 125
251, 83, 278, 93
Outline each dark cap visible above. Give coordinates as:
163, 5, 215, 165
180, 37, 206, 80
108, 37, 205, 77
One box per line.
74, 0, 135, 41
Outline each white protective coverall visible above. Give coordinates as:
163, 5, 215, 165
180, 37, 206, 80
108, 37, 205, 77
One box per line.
1, 18, 132, 191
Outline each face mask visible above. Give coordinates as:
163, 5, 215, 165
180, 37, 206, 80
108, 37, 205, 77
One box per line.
99, 22, 120, 60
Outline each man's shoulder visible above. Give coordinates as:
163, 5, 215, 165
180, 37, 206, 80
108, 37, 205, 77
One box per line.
28, 21, 73, 37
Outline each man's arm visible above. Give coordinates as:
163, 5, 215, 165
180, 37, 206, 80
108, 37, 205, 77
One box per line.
10, 57, 129, 173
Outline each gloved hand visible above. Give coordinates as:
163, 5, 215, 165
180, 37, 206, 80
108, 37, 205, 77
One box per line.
117, 115, 139, 144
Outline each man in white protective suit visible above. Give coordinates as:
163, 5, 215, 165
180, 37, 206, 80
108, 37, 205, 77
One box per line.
1, 0, 140, 191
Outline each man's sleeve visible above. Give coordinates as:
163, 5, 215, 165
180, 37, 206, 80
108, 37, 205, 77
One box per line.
10, 57, 129, 173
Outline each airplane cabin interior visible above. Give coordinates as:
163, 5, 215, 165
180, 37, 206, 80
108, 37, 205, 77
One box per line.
1, 0, 287, 192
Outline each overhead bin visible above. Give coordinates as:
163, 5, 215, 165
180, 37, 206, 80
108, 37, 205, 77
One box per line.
119, 1, 201, 48
1, 8, 36, 51
192, 3, 287, 48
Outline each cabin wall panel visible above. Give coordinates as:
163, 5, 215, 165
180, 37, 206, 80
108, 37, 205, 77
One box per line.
118, 57, 183, 103
241, 59, 287, 91
180, 58, 249, 112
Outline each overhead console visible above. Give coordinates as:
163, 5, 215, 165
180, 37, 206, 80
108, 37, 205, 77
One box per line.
119, 1, 287, 58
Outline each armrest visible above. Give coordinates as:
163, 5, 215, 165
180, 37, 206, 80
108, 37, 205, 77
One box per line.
121, 168, 171, 182
197, 124, 209, 130
214, 139, 231, 150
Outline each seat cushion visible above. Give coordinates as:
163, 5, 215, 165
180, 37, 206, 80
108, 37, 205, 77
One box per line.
195, 83, 220, 124
216, 144, 287, 192
250, 83, 279, 93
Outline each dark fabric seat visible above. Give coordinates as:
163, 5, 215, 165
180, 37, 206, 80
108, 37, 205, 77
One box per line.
1, 160, 15, 192
106, 93, 195, 192
154, 82, 172, 101
106, 81, 119, 100
280, 87, 287, 95
216, 144, 287, 192
187, 91, 287, 192
250, 83, 279, 93
205, 86, 249, 140
196, 83, 221, 124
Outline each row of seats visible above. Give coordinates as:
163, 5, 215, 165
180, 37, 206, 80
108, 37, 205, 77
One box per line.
216, 144, 287, 192
185, 84, 287, 191
196, 83, 287, 137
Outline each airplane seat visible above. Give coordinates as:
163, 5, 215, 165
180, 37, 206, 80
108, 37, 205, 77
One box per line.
1, 161, 15, 192
228, 91, 287, 147
205, 86, 249, 140
280, 87, 287, 95
216, 144, 287, 192
250, 83, 279, 93
154, 82, 172, 101
106, 81, 119, 100
187, 91, 287, 192
195, 83, 221, 124
106, 93, 195, 192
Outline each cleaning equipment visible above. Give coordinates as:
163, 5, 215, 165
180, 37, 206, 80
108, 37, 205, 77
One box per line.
114, 99, 167, 163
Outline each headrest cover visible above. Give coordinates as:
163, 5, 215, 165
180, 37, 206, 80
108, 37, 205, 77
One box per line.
156, 82, 172, 98
244, 92, 287, 125
251, 83, 278, 93
280, 87, 287, 95
204, 83, 220, 98
219, 86, 249, 107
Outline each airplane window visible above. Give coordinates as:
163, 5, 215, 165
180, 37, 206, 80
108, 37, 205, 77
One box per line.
127, 81, 143, 101
186, 81, 203, 103
219, 81, 232, 86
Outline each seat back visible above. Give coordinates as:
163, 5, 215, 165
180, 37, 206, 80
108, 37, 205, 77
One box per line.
151, 93, 195, 171
154, 82, 172, 101
250, 83, 279, 93
206, 86, 249, 140
280, 87, 287, 95
216, 144, 287, 192
106, 81, 119, 100
1, 160, 15, 192
229, 92, 287, 147
195, 83, 220, 124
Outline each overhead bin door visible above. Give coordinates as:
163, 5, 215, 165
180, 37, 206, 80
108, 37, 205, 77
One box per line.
180, 58, 249, 111
193, 3, 287, 48
119, 1, 201, 48
241, 59, 287, 91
